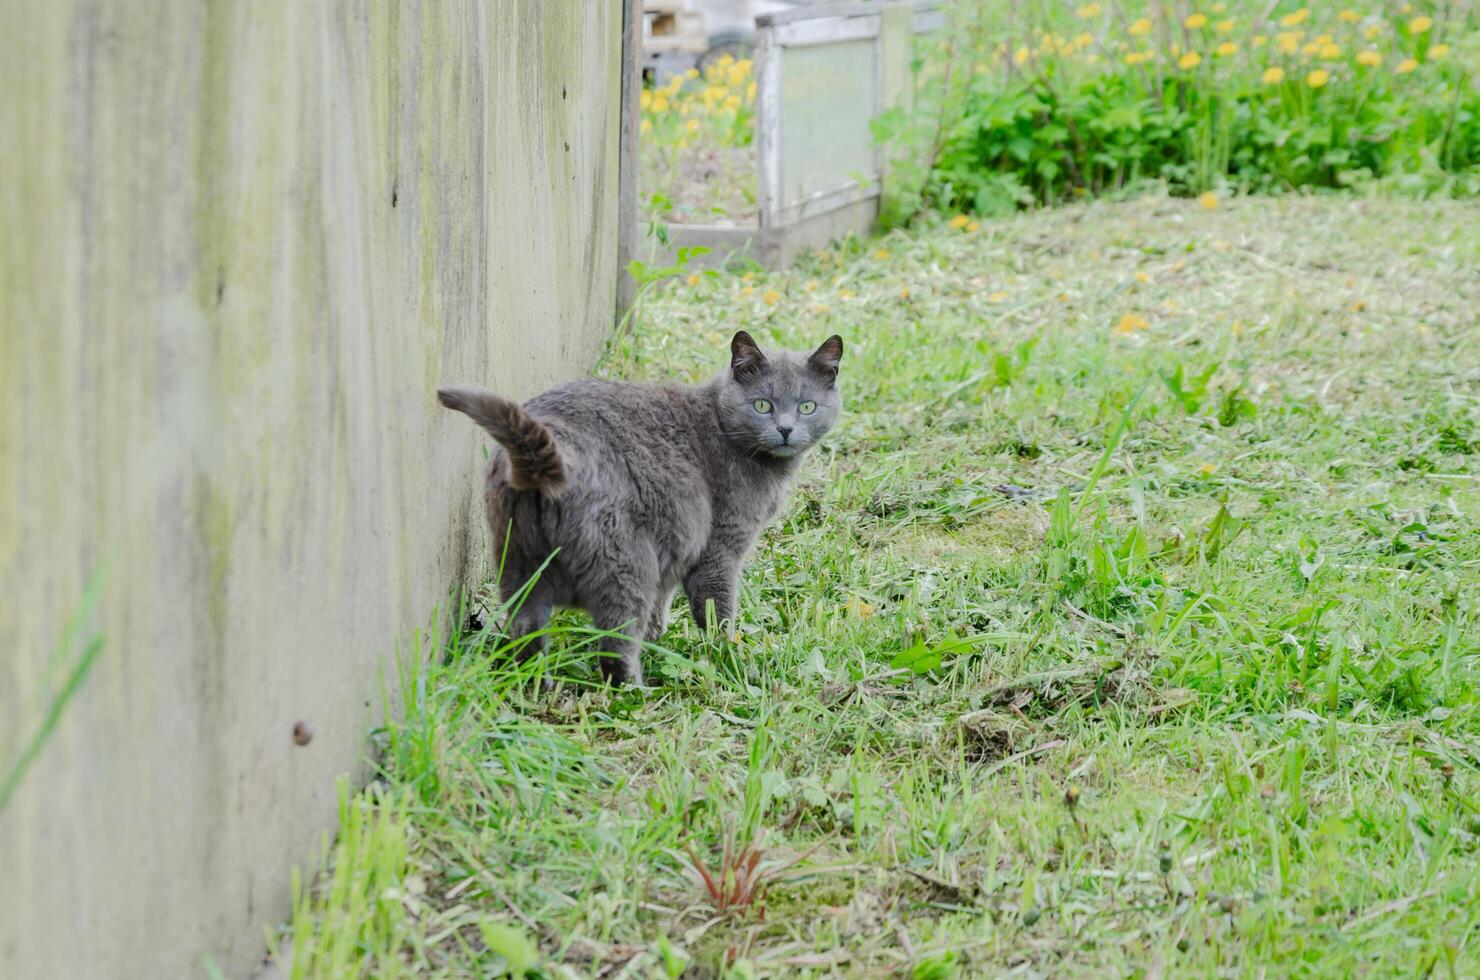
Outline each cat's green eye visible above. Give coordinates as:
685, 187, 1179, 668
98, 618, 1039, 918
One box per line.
753, 399, 773, 414
798, 400, 817, 415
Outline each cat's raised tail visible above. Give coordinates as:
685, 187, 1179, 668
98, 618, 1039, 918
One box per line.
437, 385, 567, 494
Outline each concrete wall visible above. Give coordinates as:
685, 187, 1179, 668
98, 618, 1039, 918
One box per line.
0, 2, 623, 977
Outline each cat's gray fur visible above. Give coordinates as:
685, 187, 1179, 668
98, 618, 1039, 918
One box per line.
439, 330, 844, 685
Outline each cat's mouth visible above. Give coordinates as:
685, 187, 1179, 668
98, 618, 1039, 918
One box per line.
768, 444, 801, 458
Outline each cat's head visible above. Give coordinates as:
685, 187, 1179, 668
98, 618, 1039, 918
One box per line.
716, 331, 844, 460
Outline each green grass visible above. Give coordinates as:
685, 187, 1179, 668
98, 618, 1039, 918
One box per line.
283, 194, 1480, 977
876, 0, 1480, 222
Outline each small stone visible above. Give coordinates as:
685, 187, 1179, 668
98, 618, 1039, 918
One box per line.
292, 721, 314, 746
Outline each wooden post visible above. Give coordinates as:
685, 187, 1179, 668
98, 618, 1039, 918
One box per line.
754, 23, 782, 229
616, 0, 642, 325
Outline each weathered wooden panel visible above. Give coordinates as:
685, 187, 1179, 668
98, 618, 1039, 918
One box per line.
0, 2, 622, 976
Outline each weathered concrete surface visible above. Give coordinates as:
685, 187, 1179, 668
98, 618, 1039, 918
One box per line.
0, 2, 622, 977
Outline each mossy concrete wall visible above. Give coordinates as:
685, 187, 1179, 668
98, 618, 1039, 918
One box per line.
0, 2, 622, 976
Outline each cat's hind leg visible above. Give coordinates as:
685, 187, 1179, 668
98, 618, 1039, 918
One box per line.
644, 586, 677, 642
592, 600, 650, 686
504, 584, 554, 664
585, 563, 660, 686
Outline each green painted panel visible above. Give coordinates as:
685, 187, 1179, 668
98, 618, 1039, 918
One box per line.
778, 38, 877, 210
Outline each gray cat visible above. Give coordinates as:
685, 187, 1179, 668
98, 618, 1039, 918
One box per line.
438, 330, 844, 685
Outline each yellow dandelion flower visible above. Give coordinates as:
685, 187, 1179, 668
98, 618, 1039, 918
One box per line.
639, 89, 653, 110
899, 286, 911, 299
1217, 19, 1235, 33
1408, 15, 1432, 33
1356, 49, 1381, 66
1315, 33, 1333, 44
740, 285, 754, 297
1307, 68, 1330, 87
1125, 51, 1149, 65
685, 67, 700, 79
1179, 51, 1202, 69
742, 271, 756, 282
1212, 1, 1227, 11
1114, 312, 1150, 334
1216, 41, 1239, 56
762, 289, 781, 305
1320, 43, 1342, 58
652, 97, 670, 113
811, 303, 830, 314
1338, 9, 1360, 23
746, 80, 757, 100
1076, 2, 1102, 17
685, 273, 700, 286
844, 598, 877, 619
1074, 32, 1095, 48
1263, 65, 1286, 83
1135, 270, 1151, 283
1364, 24, 1382, 39
948, 214, 970, 229
1280, 8, 1309, 26
1231, 320, 1245, 336
803, 279, 817, 293
1402, 2, 1413, 12
1395, 57, 1418, 73
1014, 45, 1031, 64
685, 117, 700, 133
1197, 463, 1217, 475
639, 118, 652, 135
723, 94, 741, 111
1276, 31, 1303, 53
839, 288, 857, 300
1129, 17, 1153, 35
1430, 44, 1450, 58
873, 248, 891, 260
1199, 190, 1219, 209
988, 291, 1009, 302
1185, 13, 1209, 29
1253, 34, 1267, 46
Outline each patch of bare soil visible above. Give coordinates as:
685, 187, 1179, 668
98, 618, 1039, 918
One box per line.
645, 144, 758, 225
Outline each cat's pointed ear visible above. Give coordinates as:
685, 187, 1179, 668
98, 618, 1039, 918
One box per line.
807, 335, 844, 386
731, 330, 768, 381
